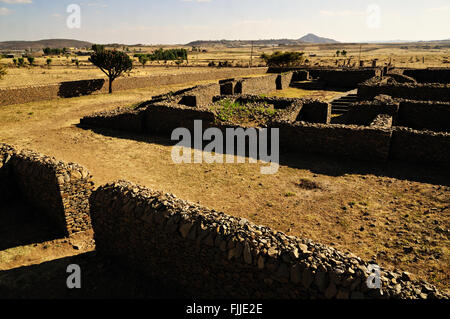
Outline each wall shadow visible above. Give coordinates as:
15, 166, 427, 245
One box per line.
0, 252, 187, 299
0, 197, 65, 251
77, 124, 450, 186
58, 79, 106, 98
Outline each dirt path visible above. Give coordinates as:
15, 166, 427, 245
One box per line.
0, 83, 449, 293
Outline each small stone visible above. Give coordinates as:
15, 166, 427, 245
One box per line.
179, 223, 193, 238
298, 244, 310, 254
302, 269, 313, 288
243, 242, 252, 264
257, 255, 265, 269
267, 246, 278, 258
274, 263, 290, 281
291, 264, 302, 284
402, 272, 412, 281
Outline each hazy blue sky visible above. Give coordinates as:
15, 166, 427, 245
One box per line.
0, 0, 449, 44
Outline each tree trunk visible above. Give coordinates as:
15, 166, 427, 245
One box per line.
108, 78, 113, 94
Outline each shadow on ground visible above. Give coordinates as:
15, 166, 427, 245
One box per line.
0, 251, 187, 299
0, 199, 65, 251
77, 125, 450, 187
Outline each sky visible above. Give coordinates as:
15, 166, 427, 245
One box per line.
0, 0, 449, 44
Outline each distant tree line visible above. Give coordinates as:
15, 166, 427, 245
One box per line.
43, 47, 69, 56
134, 48, 188, 62
260, 51, 305, 67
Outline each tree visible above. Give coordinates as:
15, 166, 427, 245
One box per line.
27, 56, 35, 66
0, 64, 6, 80
139, 55, 149, 68
46, 58, 52, 68
89, 49, 133, 94
260, 51, 305, 67
17, 57, 25, 67
336, 50, 341, 57
341, 50, 347, 57
12, 58, 17, 66
91, 44, 105, 53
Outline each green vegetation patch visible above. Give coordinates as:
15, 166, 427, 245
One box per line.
213, 98, 278, 126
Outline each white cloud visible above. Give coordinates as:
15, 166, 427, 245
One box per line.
0, 7, 12, 15
0, 0, 32, 4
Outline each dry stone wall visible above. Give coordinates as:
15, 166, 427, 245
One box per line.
403, 68, 450, 84
268, 67, 381, 88
390, 128, 450, 164
274, 121, 393, 162
276, 72, 294, 90
0, 143, 94, 235
90, 180, 447, 299
0, 68, 268, 106
234, 74, 278, 95
296, 100, 331, 124
0, 143, 16, 202
346, 95, 400, 126
397, 100, 450, 132
358, 79, 450, 101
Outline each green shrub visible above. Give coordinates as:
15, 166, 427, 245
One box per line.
27, 56, 35, 66
260, 51, 305, 67
17, 57, 25, 67
0, 64, 6, 79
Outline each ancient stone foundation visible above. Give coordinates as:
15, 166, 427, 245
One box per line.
89, 180, 447, 299
358, 78, 450, 101
0, 143, 94, 235
0, 68, 268, 106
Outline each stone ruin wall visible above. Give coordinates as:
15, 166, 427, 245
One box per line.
79, 91, 450, 167
358, 78, 450, 102
275, 121, 393, 162
89, 180, 447, 299
390, 128, 450, 164
0, 143, 94, 236
0, 144, 448, 298
268, 67, 382, 88
402, 68, 450, 84
397, 100, 450, 133
0, 68, 268, 107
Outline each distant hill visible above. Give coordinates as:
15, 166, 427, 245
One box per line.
186, 39, 303, 47
298, 33, 339, 44
0, 39, 92, 51
186, 34, 339, 47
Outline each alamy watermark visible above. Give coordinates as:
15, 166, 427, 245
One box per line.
367, 264, 381, 289
66, 4, 81, 29
171, 120, 280, 175
66, 264, 81, 289
366, 4, 381, 29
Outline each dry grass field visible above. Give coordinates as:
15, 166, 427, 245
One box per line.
0, 80, 448, 293
1, 41, 449, 88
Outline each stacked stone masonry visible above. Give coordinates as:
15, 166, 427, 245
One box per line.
0, 143, 94, 235
90, 180, 448, 299
358, 78, 450, 102
0, 68, 268, 106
